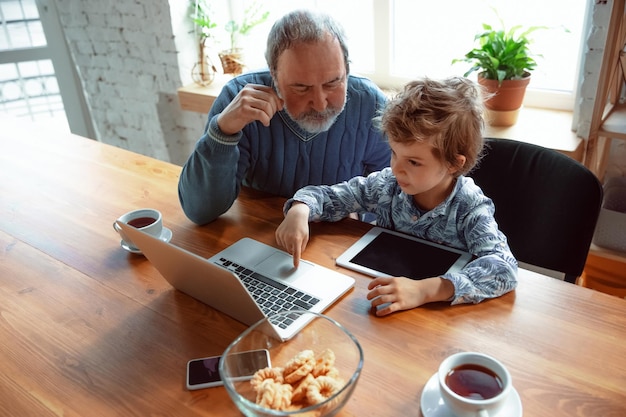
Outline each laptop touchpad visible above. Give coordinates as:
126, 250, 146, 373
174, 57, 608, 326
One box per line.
254, 252, 314, 279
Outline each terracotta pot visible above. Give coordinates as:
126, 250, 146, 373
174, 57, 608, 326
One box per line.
478, 72, 531, 126
477, 72, 531, 111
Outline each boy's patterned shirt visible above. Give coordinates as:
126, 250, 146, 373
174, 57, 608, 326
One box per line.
285, 168, 518, 304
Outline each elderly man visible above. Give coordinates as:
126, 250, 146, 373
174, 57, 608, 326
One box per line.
178, 9, 390, 225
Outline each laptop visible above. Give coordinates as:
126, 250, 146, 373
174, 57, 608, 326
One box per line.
336, 227, 473, 280
116, 221, 355, 341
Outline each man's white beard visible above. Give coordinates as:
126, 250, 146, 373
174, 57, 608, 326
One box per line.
276, 85, 347, 134
286, 105, 344, 133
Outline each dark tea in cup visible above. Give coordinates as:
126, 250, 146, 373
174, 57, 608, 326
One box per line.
128, 216, 157, 229
445, 363, 504, 400
113, 208, 163, 251
438, 351, 512, 417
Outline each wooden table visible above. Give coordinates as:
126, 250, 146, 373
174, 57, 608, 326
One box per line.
1, 122, 625, 417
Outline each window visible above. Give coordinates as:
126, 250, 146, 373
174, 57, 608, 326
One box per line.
0, 0, 93, 136
232, 0, 588, 111
385, 0, 587, 110
0, 0, 65, 128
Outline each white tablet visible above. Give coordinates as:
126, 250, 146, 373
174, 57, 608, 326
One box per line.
336, 227, 473, 280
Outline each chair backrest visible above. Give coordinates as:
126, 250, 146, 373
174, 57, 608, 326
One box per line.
470, 138, 603, 283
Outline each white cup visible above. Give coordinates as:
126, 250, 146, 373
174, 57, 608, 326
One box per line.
438, 352, 512, 417
113, 208, 162, 250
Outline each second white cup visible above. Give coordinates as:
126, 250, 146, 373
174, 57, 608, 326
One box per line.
438, 351, 512, 417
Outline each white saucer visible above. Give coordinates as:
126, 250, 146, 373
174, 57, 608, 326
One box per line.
120, 227, 172, 254
420, 372, 522, 417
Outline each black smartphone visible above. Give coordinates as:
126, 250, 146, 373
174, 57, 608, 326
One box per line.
186, 349, 271, 390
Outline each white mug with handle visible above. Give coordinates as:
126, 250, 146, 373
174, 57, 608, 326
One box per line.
113, 208, 162, 250
438, 351, 512, 417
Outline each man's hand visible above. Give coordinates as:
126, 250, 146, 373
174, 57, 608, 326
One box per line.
217, 84, 284, 135
275, 202, 311, 268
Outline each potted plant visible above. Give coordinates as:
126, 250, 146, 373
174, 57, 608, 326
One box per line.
190, 0, 218, 85
218, 2, 269, 75
453, 19, 546, 126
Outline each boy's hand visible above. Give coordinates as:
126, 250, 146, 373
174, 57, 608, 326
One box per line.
275, 202, 311, 268
366, 276, 455, 316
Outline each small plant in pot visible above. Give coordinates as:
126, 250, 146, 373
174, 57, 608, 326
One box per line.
190, 0, 218, 86
453, 19, 546, 126
218, 2, 269, 75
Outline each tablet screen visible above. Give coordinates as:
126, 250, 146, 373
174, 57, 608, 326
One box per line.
348, 231, 465, 280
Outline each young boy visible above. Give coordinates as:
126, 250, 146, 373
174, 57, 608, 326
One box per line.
275, 77, 518, 316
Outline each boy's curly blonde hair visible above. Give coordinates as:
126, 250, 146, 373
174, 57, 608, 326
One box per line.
377, 77, 487, 177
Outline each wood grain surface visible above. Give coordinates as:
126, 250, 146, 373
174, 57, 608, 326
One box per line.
1, 122, 625, 416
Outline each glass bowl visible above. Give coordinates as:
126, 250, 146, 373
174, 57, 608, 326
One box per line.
220, 310, 364, 417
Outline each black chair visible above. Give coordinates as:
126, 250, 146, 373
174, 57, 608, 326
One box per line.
470, 138, 604, 283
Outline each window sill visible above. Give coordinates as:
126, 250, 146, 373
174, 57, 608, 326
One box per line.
176, 75, 233, 114
484, 107, 583, 162
176, 81, 584, 162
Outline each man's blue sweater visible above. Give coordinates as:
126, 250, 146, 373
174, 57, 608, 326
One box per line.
178, 70, 391, 225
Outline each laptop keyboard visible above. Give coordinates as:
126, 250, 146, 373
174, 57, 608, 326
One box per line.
214, 257, 321, 329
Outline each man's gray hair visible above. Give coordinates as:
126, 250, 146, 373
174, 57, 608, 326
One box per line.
265, 9, 350, 74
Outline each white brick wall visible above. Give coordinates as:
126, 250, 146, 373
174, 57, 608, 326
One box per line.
53, 0, 205, 166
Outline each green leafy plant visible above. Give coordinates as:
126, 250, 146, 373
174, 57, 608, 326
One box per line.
191, 0, 217, 41
224, 2, 270, 51
453, 20, 547, 86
